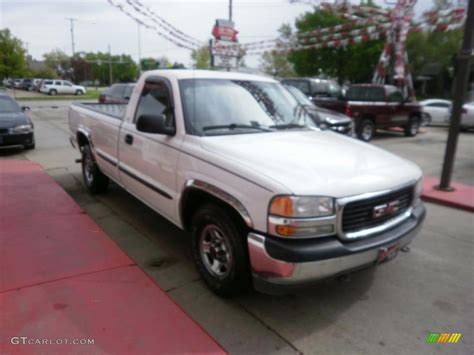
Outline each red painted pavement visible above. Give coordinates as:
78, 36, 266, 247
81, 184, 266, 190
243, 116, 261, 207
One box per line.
0, 266, 225, 355
422, 176, 474, 213
0, 160, 225, 354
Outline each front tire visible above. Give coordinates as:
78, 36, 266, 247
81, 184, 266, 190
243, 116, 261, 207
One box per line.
75, 90, 83, 96
405, 116, 420, 137
81, 144, 109, 194
191, 203, 251, 297
357, 119, 375, 141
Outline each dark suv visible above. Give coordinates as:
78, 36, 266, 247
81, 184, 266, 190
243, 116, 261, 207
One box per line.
281, 78, 342, 102
99, 83, 135, 104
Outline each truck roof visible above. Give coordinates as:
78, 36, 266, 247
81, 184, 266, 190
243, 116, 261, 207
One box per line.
144, 69, 277, 83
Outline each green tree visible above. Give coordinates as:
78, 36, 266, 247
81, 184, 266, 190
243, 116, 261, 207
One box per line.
288, 9, 384, 83
0, 28, 28, 79
43, 49, 71, 77
260, 23, 296, 77
84, 52, 138, 85
140, 57, 159, 71
191, 45, 211, 69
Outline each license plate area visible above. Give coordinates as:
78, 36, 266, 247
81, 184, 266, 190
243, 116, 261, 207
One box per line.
377, 242, 400, 264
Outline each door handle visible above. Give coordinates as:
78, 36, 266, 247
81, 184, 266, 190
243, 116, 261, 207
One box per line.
124, 134, 134, 145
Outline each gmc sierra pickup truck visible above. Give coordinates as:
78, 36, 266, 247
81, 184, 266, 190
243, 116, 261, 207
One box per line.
69, 70, 426, 296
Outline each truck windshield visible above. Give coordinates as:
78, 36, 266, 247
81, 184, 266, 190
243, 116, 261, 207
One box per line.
179, 79, 315, 136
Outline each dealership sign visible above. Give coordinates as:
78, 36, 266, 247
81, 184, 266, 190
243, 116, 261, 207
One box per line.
212, 19, 238, 42
211, 19, 240, 69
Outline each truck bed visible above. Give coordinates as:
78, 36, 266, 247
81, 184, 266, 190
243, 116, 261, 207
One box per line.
71, 102, 127, 120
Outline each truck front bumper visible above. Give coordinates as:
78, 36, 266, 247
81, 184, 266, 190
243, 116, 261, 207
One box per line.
248, 202, 425, 294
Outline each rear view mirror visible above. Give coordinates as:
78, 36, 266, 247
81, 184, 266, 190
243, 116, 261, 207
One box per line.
136, 114, 175, 136
21, 106, 30, 112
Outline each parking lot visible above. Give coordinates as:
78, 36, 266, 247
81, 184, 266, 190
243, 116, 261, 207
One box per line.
1, 100, 473, 354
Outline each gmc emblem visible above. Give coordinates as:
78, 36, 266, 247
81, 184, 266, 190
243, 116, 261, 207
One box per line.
373, 200, 400, 219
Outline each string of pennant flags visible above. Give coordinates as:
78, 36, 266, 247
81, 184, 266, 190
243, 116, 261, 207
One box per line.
106, 0, 467, 96
107, 0, 201, 50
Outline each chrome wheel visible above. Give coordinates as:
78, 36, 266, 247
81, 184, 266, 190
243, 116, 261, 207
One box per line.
410, 121, 419, 135
199, 224, 233, 279
362, 124, 373, 141
83, 150, 94, 185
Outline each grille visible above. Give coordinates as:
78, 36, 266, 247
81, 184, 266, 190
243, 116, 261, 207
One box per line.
0, 128, 9, 134
342, 186, 413, 234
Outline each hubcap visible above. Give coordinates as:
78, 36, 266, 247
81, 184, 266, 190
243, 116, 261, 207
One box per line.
84, 151, 94, 184
199, 224, 233, 279
362, 124, 373, 140
410, 122, 419, 135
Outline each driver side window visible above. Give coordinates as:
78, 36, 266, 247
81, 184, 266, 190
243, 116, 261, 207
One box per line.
134, 80, 174, 129
388, 91, 403, 102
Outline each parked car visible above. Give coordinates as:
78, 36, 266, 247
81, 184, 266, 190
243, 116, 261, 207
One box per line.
316, 84, 423, 141
0, 92, 35, 149
2, 78, 13, 88
19, 78, 33, 91
29, 78, 43, 91
69, 70, 425, 296
419, 99, 451, 126
40, 80, 86, 96
460, 102, 474, 131
12, 79, 23, 89
99, 83, 135, 103
281, 77, 342, 103
285, 84, 354, 136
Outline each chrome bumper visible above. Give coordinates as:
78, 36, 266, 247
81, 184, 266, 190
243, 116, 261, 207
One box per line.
249, 202, 425, 294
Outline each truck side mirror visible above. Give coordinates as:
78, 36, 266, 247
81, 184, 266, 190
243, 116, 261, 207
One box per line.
136, 113, 175, 136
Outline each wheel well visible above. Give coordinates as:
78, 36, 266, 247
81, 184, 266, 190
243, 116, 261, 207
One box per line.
361, 115, 375, 124
181, 188, 248, 233
76, 132, 89, 149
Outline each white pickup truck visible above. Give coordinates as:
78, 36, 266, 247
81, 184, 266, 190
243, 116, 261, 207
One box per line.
69, 70, 426, 296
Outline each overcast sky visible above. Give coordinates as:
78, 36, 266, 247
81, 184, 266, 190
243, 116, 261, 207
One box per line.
1, 0, 435, 68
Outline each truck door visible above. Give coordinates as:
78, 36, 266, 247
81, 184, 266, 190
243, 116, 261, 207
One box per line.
118, 78, 180, 223
386, 87, 409, 126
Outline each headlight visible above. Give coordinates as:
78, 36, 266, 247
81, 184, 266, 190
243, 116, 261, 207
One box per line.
10, 124, 33, 133
270, 195, 334, 218
268, 195, 336, 238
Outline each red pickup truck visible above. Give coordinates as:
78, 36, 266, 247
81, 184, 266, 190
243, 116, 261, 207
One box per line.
316, 84, 423, 141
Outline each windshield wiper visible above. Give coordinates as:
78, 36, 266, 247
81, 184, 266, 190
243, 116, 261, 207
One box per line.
202, 123, 271, 132
269, 123, 307, 130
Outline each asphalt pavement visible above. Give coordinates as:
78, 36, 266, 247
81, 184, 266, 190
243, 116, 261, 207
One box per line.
1, 100, 473, 355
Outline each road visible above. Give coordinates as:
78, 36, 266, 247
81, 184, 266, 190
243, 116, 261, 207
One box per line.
1, 100, 473, 355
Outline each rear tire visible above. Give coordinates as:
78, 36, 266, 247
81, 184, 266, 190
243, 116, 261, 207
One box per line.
49, 89, 57, 96
405, 117, 420, 137
191, 203, 251, 297
357, 119, 375, 142
81, 144, 109, 194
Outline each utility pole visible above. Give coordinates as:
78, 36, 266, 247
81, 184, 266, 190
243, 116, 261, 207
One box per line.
66, 17, 76, 55
108, 45, 113, 85
437, 0, 473, 190
137, 23, 142, 76
229, 0, 233, 21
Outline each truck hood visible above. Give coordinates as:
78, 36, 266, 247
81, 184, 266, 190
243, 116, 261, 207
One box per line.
200, 131, 421, 197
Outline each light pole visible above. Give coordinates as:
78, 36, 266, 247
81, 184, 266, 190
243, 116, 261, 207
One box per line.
437, 0, 474, 190
108, 45, 113, 85
229, 0, 233, 21
137, 23, 142, 76
66, 17, 76, 55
